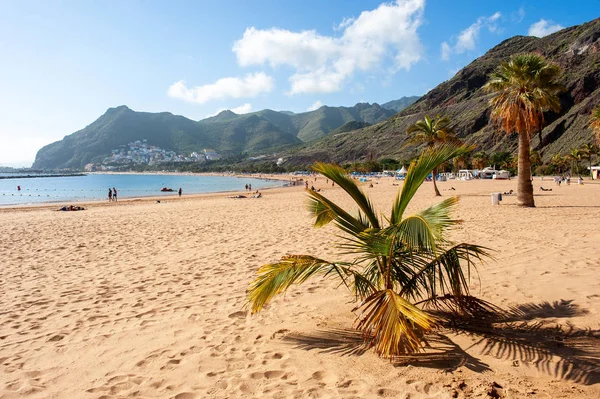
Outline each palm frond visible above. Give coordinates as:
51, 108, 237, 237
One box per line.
400, 243, 491, 301
312, 163, 380, 229
391, 144, 473, 224
390, 196, 460, 253
306, 189, 368, 235
247, 255, 375, 313
354, 289, 436, 357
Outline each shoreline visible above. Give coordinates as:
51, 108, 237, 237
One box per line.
0, 173, 300, 210
0, 179, 304, 212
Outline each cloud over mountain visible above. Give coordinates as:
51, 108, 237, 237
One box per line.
167, 73, 274, 104
441, 12, 501, 60
528, 19, 564, 37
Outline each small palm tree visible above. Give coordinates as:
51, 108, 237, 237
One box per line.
484, 53, 563, 207
590, 105, 600, 145
247, 144, 492, 358
406, 115, 459, 196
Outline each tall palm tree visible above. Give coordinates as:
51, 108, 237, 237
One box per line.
550, 153, 569, 174
590, 105, 600, 146
568, 148, 584, 178
406, 115, 459, 196
580, 143, 597, 179
247, 144, 491, 358
483, 53, 563, 207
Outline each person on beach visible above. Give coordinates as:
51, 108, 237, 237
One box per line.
113, 187, 117, 201
178, 187, 182, 197
249, 184, 252, 191
108, 188, 112, 201
17, 185, 21, 191
245, 184, 248, 191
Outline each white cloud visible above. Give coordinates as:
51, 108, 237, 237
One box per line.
511, 7, 525, 23
232, 0, 425, 94
442, 12, 501, 60
440, 42, 451, 61
230, 103, 253, 114
167, 72, 274, 104
307, 100, 323, 111
205, 103, 253, 118
528, 19, 564, 38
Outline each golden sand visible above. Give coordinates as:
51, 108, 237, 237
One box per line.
1, 177, 598, 398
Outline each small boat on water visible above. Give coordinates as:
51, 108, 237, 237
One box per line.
160, 187, 174, 192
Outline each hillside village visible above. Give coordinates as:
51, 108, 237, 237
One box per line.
84, 140, 222, 171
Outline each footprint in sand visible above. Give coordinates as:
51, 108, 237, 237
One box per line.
172, 393, 196, 399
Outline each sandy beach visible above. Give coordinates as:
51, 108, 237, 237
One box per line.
1, 177, 599, 398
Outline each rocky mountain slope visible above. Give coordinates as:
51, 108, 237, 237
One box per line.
286, 18, 600, 165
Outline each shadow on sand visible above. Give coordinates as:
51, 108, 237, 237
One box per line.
282, 299, 600, 385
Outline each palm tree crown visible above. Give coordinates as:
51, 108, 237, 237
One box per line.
407, 115, 457, 146
247, 143, 492, 358
406, 115, 459, 196
484, 53, 563, 136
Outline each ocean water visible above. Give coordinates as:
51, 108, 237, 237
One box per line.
0, 173, 286, 206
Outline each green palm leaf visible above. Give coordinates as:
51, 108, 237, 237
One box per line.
312, 162, 380, 229
400, 243, 491, 301
306, 189, 368, 235
247, 255, 375, 313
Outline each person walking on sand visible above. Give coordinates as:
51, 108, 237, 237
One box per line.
113, 187, 117, 201
108, 188, 112, 202
178, 187, 182, 197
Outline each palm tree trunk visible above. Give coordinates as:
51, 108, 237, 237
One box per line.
517, 133, 534, 207
432, 167, 441, 196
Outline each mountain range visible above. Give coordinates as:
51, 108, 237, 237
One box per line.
32, 99, 417, 169
283, 17, 600, 166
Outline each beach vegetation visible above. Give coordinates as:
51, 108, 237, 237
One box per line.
471, 151, 489, 170
567, 147, 586, 178
247, 143, 494, 358
483, 53, 563, 207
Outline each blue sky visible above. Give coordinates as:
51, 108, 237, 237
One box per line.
0, 0, 598, 166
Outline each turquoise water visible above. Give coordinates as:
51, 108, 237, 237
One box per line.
0, 174, 286, 206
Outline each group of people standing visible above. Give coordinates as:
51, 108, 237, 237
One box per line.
108, 187, 118, 201
244, 183, 252, 191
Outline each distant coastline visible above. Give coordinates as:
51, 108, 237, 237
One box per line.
0, 173, 86, 180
